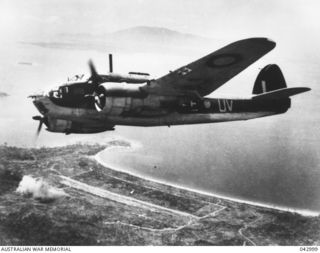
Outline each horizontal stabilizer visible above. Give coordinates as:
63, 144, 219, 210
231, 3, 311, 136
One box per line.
253, 87, 311, 100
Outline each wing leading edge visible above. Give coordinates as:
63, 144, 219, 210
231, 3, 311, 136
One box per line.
153, 38, 276, 97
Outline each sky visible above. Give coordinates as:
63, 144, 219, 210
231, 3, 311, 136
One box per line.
0, 0, 319, 43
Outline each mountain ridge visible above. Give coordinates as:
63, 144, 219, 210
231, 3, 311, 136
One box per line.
58, 26, 210, 41
22, 26, 216, 54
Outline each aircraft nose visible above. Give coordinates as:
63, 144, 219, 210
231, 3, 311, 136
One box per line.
32, 96, 49, 115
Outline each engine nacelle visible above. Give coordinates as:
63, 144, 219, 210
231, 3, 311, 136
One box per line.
94, 82, 148, 113
46, 118, 114, 134
98, 82, 147, 98
105, 73, 150, 83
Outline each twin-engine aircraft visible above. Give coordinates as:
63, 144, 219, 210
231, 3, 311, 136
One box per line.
30, 38, 310, 135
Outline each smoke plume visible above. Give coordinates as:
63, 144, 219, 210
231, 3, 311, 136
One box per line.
16, 175, 67, 202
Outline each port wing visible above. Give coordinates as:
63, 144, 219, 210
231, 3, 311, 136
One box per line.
154, 38, 276, 97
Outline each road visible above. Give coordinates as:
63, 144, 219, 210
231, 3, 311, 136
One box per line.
238, 212, 263, 246
59, 175, 198, 219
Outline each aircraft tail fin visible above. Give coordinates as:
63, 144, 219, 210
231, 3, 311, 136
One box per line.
252, 64, 287, 94
252, 64, 310, 99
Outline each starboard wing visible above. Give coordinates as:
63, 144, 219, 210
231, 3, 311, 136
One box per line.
153, 38, 276, 97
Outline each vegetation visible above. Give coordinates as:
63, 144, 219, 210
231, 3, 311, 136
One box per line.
0, 143, 319, 245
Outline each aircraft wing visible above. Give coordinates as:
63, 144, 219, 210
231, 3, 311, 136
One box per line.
154, 38, 276, 97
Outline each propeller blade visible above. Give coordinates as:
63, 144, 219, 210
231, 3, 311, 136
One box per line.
36, 120, 43, 137
88, 59, 102, 86
32, 116, 42, 121
89, 59, 98, 77
33, 115, 45, 139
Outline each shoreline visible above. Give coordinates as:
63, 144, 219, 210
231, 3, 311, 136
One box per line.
2, 141, 319, 245
95, 144, 320, 217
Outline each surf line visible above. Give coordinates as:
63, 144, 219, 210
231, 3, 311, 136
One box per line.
94, 143, 320, 218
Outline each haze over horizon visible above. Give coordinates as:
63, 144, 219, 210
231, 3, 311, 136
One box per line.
1, 0, 319, 43
1, 0, 319, 78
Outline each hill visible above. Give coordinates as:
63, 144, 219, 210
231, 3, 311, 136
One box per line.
21, 26, 214, 53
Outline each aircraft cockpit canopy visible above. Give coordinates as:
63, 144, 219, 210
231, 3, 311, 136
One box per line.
48, 75, 95, 109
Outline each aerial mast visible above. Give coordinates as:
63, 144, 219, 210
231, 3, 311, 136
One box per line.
109, 54, 113, 73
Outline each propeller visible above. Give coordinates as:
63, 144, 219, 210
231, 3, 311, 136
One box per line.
33, 116, 45, 138
88, 54, 113, 111
87, 60, 107, 111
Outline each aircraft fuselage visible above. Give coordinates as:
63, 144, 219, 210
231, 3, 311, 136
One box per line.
32, 93, 290, 134
30, 44, 309, 135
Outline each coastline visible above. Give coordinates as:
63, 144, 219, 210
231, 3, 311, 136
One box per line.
95, 144, 320, 217
1, 142, 319, 245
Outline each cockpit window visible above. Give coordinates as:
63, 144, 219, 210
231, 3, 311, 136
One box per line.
48, 81, 95, 109
51, 90, 61, 98
60, 86, 68, 94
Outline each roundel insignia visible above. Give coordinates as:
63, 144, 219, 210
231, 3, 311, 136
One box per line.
206, 53, 242, 68
203, 100, 211, 109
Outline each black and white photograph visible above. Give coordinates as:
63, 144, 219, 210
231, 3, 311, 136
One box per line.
0, 0, 319, 248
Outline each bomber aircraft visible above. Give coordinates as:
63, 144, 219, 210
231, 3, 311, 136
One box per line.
30, 38, 310, 135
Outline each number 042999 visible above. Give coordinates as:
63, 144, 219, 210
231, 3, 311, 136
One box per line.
300, 247, 318, 251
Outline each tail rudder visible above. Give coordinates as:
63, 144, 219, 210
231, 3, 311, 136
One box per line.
253, 64, 287, 94
252, 64, 310, 100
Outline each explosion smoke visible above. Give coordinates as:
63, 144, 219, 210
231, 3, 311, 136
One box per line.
16, 175, 67, 202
